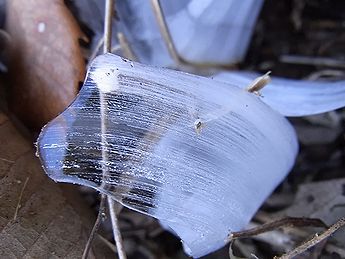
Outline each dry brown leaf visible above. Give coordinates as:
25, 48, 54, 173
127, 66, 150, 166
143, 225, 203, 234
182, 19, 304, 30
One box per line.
0, 111, 112, 258
5, 0, 86, 130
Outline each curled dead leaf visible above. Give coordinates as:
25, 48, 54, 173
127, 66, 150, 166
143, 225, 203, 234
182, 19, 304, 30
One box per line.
5, 0, 86, 130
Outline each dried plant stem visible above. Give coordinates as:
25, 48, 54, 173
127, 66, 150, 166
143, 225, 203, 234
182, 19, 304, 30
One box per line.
103, 0, 114, 53
83, 0, 126, 258
102, 1, 127, 259
108, 197, 127, 259
150, 0, 180, 64
229, 217, 327, 241
277, 217, 345, 259
82, 194, 107, 259
97, 233, 117, 252
13, 177, 29, 220
150, 0, 234, 69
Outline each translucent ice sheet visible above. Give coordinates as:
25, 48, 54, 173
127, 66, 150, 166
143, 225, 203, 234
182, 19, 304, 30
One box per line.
37, 54, 298, 257
116, 0, 263, 66
214, 72, 345, 117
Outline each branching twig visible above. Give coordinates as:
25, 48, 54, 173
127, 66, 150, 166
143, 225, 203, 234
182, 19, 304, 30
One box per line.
276, 217, 345, 259
229, 217, 327, 241
82, 194, 107, 259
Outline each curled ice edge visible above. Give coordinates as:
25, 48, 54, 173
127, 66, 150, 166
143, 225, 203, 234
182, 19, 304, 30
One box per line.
214, 72, 345, 117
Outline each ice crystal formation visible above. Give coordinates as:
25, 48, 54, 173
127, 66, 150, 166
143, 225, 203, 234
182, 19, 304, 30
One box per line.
37, 54, 301, 257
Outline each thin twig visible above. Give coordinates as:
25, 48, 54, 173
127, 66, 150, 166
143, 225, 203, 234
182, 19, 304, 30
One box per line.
97, 233, 117, 253
102, 1, 127, 259
250, 212, 345, 256
245, 222, 295, 251
13, 177, 29, 221
277, 217, 345, 259
108, 197, 127, 259
82, 194, 107, 259
150, 0, 180, 64
83, 1, 126, 258
150, 0, 235, 70
229, 217, 327, 241
103, 0, 114, 53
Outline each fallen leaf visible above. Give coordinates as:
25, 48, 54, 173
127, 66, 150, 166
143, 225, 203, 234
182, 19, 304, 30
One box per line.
5, 0, 86, 130
0, 111, 112, 257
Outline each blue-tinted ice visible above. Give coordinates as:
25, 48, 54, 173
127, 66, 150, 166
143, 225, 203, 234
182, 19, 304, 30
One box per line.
37, 54, 298, 257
